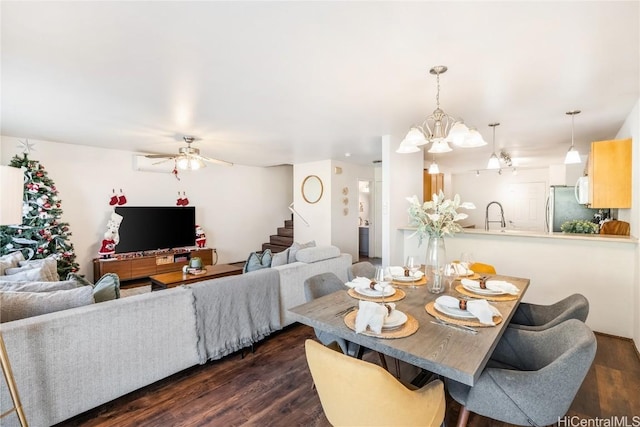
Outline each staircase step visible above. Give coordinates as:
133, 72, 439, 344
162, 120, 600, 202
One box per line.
270, 235, 293, 247
262, 243, 289, 254
277, 227, 294, 238
284, 219, 293, 228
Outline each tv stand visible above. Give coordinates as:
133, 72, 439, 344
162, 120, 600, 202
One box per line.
93, 248, 216, 283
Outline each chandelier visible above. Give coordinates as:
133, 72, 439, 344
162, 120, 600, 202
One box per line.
396, 65, 487, 155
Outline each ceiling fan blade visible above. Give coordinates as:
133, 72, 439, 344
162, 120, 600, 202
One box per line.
198, 154, 234, 167
151, 158, 173, 166
145, 153, 177, 159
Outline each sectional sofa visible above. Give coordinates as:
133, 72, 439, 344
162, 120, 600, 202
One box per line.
0, 246, 351, 427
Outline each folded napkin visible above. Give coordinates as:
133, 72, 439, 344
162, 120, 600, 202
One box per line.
387, 266, 424, 279
461, 278, 519, 295
435, 295, 500, 325
452, 263, 472, 276
345, 276, 372, 289
355, 301, 395, 334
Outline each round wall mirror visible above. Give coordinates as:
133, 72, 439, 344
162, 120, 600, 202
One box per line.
301, 175, 323, 204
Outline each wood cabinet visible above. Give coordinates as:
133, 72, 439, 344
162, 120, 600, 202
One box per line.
588, 138, 631, 208
93, 248, 215, 283
424, 171, 444, 201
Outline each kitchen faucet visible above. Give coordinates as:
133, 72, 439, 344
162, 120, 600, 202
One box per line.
485, 201, 506, 231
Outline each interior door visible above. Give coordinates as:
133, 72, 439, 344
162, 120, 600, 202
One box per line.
507, 182, 547, 231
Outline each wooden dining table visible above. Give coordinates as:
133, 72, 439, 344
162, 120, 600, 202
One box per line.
288, 275, 530, 386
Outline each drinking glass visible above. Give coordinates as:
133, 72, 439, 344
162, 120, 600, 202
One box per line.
405, 256, 420, 276
443, 263, 459, 292
460, 252, 475, 271
374, 266, 386, 303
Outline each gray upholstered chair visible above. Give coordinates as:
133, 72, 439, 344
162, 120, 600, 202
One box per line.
348, 261, 377, 281
447, 319, 597, 427
509, 293, 589, 331
303, 272, 352, 355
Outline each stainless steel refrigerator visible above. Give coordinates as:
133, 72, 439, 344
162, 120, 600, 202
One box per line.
545, 186, 600, 232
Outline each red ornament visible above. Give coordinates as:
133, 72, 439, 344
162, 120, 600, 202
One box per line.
36, 172, 43, 177
37, 248, 44, 253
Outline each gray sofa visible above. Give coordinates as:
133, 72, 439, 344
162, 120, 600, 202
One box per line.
0, 247, 351, 427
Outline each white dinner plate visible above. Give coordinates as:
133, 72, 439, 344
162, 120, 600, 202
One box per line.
392, 275, 421, 282
383, 310, 408, 329
355, 285, 396, 298
434, 302, 476, 319
461, 279, 505, 295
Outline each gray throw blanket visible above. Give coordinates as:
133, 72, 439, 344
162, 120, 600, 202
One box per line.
190, 268, 282, 362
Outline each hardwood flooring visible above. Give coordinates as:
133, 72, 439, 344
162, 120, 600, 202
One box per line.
58, 325, 640, 427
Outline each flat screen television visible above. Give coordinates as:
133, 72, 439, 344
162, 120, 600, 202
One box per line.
114, 206, 196, 253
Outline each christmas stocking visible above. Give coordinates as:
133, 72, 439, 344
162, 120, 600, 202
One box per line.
117, 189, 127, 205
109, 189, 118, 206
176, 192, 184, 206
182, 192, 189, 206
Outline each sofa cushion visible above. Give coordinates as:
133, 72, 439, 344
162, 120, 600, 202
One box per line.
3, 256, 59, 281
92, 273, 121, 303
0, 279, 81, 292
0, 251, 25, 275
271, 248, 290, 267
295, 245, 341, 263
243, 249, 273, 273
0, 286, 94, 322
288, 240, 316, 263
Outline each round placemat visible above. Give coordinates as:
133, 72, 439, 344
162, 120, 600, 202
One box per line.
343, 310, 419, 339
456, 273, 481, 281
391, 276, 427, 287
454, 284, 519, 302
347, 287, 406, 302
425, 301, 502, 327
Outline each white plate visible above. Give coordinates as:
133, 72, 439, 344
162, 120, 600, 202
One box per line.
434, 302, 476, 319
355, 285, 396, 297
392, 275, 420, 282
461, 279, 505, 295
383, 310, 408, 329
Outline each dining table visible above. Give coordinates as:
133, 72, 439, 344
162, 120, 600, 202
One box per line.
288, 274, 530, 386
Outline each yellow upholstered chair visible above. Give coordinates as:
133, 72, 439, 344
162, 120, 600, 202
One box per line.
305, 339, 445, 426
469, 262, 497, 274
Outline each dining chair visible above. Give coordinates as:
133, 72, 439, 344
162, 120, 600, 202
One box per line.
348, 261, 377, 281
305, 339, 446, 427
447, 319, 596, 427
509, 293, 589, 331
468, 262, 496, 274
303, 272, 389, 369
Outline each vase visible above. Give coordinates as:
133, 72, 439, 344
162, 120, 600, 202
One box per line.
425, 235, 446, 294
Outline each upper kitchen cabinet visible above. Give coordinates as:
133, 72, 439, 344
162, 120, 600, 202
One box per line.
588, 138, 631, 208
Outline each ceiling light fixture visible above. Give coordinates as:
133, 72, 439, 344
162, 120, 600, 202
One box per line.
396, 65, 486, 154
564, 110, 582, 164
487, 123, 501, 170
428, 154, 440, 174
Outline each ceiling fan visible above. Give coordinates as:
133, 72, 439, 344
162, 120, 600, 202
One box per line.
145, 136, 233, 170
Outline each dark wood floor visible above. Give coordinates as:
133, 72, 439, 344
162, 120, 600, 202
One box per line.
59, 324, 640, 427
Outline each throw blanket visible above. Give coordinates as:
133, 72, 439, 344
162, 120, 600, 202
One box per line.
190, 268, 282, 362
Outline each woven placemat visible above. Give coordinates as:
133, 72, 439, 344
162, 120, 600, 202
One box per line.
391, 276, 427, 287
425, 301, 502, 328
347, 287, 406, 302
344, 310, 419, 339
456, 273, 481, 281
454, 284, 519, 302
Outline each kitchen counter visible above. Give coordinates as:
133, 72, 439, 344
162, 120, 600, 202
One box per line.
398, 226, 638, 244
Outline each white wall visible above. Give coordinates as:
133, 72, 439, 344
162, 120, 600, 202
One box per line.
0, 136, 293, 276
614, 97, 640, 353
293, 160, 333, 246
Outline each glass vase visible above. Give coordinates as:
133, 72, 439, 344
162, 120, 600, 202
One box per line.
425, 235, 446, 294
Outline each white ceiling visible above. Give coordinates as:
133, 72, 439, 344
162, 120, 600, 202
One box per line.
1, 1, 638, 173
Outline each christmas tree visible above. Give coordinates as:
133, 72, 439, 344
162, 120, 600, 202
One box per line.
0, 152, 79, 277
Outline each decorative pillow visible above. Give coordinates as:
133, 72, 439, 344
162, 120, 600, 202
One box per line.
295, 245, 341, 263
0, 251, 25, 275
92, 273, 121, 303
0, 287, 94, 323
243, 249, 273, 273
66, 273, 93, 287
0, 279, 81, 293
4, 257, 59, 281
288, 240, 316, 263
271, 248, 290, 267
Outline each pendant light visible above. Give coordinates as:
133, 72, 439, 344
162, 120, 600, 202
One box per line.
564, 110, 582, 164
428, 154, 440, 174
487, 123, 501, 170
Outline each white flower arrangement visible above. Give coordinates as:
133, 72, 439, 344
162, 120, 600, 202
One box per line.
406, 191, 476, 244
